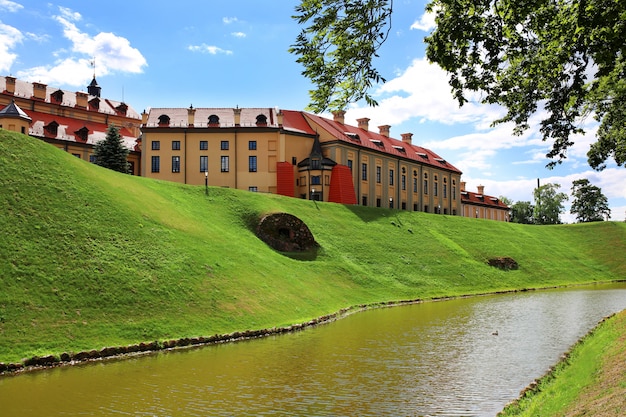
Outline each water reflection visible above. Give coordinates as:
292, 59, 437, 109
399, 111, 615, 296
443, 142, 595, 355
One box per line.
2, 283, 626, 416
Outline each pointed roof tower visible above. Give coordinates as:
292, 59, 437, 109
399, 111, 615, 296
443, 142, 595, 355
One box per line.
0, 99, 31, 121
297, 135, 336, 169
87, 76, 101, 97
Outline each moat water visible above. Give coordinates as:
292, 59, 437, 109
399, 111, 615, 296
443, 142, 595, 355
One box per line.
2, 282, 626, 416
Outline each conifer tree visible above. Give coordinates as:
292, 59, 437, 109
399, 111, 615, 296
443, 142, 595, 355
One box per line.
93, 124, 130, 174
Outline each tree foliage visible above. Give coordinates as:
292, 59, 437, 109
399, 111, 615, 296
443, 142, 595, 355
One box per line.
510, 201, 535, 224
533, 183, 568, 224
289, 0, 393, 112
424, 0, 626, 170
290, 0, 626, 170
570, 178, 610, 222
93, 124, 130, 174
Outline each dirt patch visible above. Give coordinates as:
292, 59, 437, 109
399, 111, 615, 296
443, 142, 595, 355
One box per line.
255, 212, 318, 253
488, 257, 519, 270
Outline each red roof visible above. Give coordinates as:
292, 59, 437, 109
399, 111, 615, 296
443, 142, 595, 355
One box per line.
461, 190, 509, 209
303, 112, 462, 174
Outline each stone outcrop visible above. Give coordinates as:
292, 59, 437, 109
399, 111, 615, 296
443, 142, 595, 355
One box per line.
255, 212, 318, 252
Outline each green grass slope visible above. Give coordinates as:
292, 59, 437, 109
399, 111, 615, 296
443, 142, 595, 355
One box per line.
1, 130, 625, 363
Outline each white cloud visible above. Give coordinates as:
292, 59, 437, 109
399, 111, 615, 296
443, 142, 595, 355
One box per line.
187, 43, 233, 55
231, 31, 246, 38
16, 7, 147, 86
0, 0, 23, 13
410, 9, 436, 32
0, 22, 22, 72
222, 17, 238, 24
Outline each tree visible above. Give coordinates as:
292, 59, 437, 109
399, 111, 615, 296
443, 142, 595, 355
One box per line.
510, 201, 534, 224
93, 124, 130, 174
290, 0, 626, 170
570, 179, 610, 222
533, 183, 568, 225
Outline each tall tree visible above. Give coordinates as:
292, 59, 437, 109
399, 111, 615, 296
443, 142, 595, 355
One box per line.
533, 183, 568, 225
290, 0, 626, 170
570, 179, 611, 222
510, 201, 534, 224
93, 124, 130, 174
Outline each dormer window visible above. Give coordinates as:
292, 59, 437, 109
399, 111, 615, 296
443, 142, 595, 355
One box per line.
44, 121, 59, 137
256, 114, 268, 126
74, 126, 89, 142
370, 139, 384, 147
208, 114, 220, 126
89, 97, 100, 110
311, 158, 321, 170
115, 103, 128, 116
345, 132, 360, 142
158, 114, 170, 126
51, 90, 64, 104
416, 152, 428, 159
392, 145, 406, 153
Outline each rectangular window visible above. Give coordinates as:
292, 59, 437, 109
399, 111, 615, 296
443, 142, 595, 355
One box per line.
249, 156, 257, 172
200, 156, 208, 173
220, 141, 229, 150
89, 155, 97, 163
376, 166, 381, 183
453, 186, 456, 200
72, 153, 81, 158
443, 184, 447, 198
424, 180, 428, 194
402, 175, 406, 190
434, 183, 438, 196
200, 141, 208, 150
361, 163, 367, 181
311, 175, 321, 185
389, 169, 394, 186
249, 186, 258, 192
221, 156, 229, 172
413, 178, 418, 193
172, 156, 180, 173
172, 140, 180, 150
347, 159, 353, 172
151, 141, 160, 150
151, 156, 160, 173
248, 140, 257, 150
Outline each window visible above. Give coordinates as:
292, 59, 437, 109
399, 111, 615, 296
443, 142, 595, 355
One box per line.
443, 183, 448, 198
249, 156, 257, 172
208, 114, 220, 125
72, 153, 81, 158
249, 186, 258, 192
389, 169, 394, 186
376, 166, 381, 183
220, 141, 229, 150
151, 156, 160, 173
221, 156, 229, 172
413, 178, 418, 193
89, 155, 97, 163
200, 141, 208, 150
172, 140, 180, 150
151, 140, 160, 150
424, 173, 428, 194
249, 140, 257, 150
362, 196, 368, 206
347, 159, 353, 172
434, 182, 438, 197
361, 163, 368, 181
376, 198, 381, 207
44, 121, 58, 137
402, 174, 406, 190
200, 156, 208, 173
311, 176, 321, 185
172, 156, 180, 173
256, 114, 268, 125
311, 158, 321, 169
158, 115, 170, 125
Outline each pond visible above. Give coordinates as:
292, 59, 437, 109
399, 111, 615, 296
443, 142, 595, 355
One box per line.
2, 282, 626, 416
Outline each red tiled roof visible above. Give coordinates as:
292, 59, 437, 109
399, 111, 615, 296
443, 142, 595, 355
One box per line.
460, 191, 509, 209
303, 112, 462, 174
26, 110, 138, 149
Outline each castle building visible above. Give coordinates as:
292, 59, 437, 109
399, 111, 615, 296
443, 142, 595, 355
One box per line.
0, 75, 142, 174
460, 183, 510, 221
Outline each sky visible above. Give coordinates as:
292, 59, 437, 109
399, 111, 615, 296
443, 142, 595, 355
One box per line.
1, 0, 624, 222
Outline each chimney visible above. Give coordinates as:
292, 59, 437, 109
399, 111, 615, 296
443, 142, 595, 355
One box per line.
357, 117, 370, 131
75, 91, 88, 108
477, 185, 485, 195
378, 125, 390, 137
141, 110, 148, 125
187, 105, 196, 127
401, 133, 413, 144
32, 82, 47, 100
277, 110, 284, 127
460, 181, 466, 191
233, 107, 242, 126
332, 110, 345, 124
4, 76, 16, 95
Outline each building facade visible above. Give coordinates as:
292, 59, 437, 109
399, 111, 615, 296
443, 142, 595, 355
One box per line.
0, 75, 142, 174
460, 183, 510, 221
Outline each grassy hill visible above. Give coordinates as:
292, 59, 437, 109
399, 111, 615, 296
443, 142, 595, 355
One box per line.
1, 130, 625, 363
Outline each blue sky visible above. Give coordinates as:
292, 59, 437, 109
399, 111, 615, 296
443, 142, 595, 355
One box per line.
1, 0, 624, 221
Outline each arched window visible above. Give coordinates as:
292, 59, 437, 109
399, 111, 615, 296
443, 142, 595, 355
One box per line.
74, 126, 89, 142
256, 114, 268, 126
158, 114, 170, 126
44, 121, 59, 137
208, 114, 220, 125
